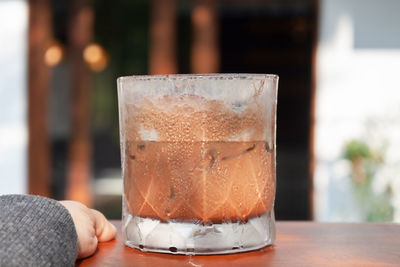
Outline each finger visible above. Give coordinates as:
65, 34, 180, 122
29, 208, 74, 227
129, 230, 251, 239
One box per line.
89, 209, 117, 242
78, 235, 98, 259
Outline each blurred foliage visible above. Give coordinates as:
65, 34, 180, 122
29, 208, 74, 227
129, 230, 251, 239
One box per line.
344, 140, 371, 161
343, 140, 393, 222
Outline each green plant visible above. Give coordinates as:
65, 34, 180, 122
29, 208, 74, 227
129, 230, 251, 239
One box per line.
344, 140, 371, 161
343, 139, 393, 222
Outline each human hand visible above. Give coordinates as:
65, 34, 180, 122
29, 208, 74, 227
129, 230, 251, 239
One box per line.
59, 201, 117, 259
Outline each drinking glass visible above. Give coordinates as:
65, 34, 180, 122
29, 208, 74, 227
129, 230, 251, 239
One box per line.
117, 74, 278, 255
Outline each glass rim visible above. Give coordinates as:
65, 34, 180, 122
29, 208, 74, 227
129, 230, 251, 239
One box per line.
117, 73, 279, 82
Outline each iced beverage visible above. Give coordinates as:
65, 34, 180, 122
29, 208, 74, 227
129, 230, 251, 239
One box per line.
118, 74, 278, 255
123, 95, 275, 223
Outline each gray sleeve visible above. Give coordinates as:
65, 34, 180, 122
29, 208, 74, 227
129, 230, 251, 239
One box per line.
0, 194, 78, 267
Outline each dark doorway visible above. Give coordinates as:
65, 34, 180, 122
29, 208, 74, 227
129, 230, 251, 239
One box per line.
219, 1, 317, 220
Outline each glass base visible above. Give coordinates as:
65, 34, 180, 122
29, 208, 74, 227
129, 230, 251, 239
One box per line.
123, 210, 275, 255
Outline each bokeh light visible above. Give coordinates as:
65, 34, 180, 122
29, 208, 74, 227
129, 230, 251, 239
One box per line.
83, 43, 108, 72
44, 42, 64, 67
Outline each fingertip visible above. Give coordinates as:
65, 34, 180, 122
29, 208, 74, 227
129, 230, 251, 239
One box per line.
110, 222, 117, 238
99, 220, 117, 242
110, 222, 117, 234
89, 209, 117, 242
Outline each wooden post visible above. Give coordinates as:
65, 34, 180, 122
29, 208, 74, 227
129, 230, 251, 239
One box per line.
66, 0, 93, 206
191, 0, 219, 73
149, 0, 177, 74
28, 0, 52, 197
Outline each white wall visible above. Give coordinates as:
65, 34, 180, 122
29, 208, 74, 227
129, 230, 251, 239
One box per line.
0, 0, 28, 194
314, 0, 400, 221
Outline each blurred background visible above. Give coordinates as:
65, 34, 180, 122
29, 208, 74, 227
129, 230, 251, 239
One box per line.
0, 0, 399, 222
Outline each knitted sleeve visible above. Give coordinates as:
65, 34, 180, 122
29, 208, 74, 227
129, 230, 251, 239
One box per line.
0, 194, 78, 267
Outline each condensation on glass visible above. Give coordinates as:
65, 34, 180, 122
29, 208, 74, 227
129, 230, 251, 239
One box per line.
117, 74, 278, 255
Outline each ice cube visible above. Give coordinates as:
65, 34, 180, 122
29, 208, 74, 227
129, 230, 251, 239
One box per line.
227, 129, 255, 141
139, 127, 158, 141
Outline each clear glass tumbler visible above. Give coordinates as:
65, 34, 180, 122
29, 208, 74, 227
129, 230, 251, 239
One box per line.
117, 74, 278, 255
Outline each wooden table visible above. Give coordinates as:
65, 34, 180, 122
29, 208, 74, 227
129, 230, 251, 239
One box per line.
76, 221, 400, 266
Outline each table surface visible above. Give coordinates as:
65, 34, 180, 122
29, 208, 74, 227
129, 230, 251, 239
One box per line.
76, 221, 400, 267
